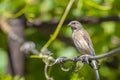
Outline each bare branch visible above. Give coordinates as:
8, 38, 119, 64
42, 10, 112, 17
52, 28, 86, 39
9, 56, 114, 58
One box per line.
90, 47, 120, 60
27, 16, 120, 28
54, 47, 120, 63
7, 18, 25, 77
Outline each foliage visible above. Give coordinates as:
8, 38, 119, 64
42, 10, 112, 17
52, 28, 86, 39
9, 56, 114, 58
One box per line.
0, 75, 25, 80
0, 0, 120, 80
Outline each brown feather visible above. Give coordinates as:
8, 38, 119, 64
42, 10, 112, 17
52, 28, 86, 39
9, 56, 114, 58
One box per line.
72, 28, 95, 55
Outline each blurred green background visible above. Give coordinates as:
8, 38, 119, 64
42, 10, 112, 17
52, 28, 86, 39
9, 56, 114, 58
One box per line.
0, 0, 120, 80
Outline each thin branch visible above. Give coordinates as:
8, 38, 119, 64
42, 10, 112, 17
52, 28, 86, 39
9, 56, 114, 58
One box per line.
40, 0, 75, 52
54, 47, 120, 63
90, 47, 120, 60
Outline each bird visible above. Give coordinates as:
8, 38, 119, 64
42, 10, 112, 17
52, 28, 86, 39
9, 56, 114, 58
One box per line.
68, 20, 100, 80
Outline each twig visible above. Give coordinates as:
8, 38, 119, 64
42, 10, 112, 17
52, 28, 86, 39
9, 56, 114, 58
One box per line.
54, 47, 120, 63
89, 47, 120, 60
41, 0, 75, 52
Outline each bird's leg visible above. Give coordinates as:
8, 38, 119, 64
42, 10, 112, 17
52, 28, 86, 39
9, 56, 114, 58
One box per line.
80, 54, 91, 64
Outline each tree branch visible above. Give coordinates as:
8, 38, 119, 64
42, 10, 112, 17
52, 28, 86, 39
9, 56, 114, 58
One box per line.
55, 47, 120, 63
27, 16, 120, 29
6, 17, 25, 77
90, 47, 120, 60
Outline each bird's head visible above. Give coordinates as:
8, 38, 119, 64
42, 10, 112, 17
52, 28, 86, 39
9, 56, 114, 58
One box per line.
68, 20, 83, 31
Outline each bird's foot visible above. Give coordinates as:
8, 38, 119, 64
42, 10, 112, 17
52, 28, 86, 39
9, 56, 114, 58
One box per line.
80, 54, 91, 64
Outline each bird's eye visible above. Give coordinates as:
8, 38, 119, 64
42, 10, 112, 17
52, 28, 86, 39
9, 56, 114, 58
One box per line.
72, 22, 75, 24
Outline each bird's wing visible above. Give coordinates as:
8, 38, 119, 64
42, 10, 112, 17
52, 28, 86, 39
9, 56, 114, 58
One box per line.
82, 29, 95, 56
72, 29, 92, 55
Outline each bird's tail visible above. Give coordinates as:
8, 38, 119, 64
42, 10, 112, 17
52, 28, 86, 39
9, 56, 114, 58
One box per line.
90, 60, 100, 80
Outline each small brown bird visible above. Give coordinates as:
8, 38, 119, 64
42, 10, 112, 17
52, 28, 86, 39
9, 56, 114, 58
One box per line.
68, 20, 100, 80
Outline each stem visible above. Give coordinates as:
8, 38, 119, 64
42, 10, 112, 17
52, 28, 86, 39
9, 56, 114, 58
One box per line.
41, 0, 75, 52
12, 5, 28, 18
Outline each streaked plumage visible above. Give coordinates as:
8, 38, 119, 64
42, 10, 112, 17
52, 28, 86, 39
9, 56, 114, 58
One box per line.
72, 28, 95, 55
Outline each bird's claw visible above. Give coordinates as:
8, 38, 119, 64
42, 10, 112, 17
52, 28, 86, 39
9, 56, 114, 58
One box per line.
80, 55, 91, 64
